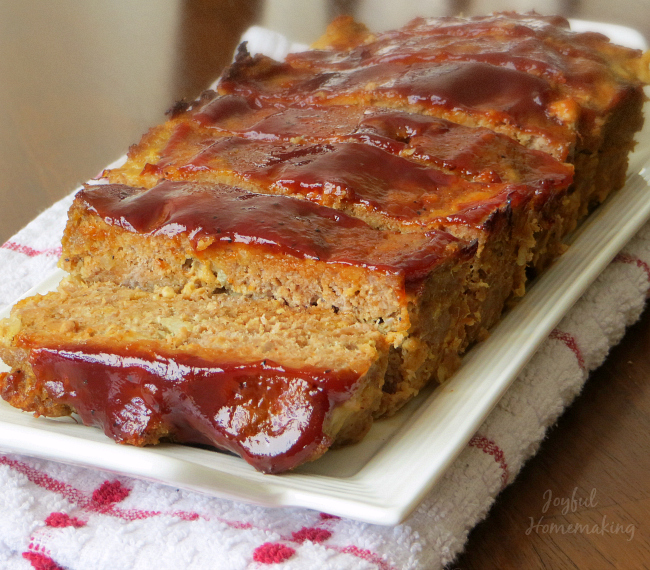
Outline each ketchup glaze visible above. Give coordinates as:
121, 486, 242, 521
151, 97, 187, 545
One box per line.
81, 180, 471, 282
29, 346, 362, 473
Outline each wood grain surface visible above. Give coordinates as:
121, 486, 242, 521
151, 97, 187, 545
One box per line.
1, 1, 649, 568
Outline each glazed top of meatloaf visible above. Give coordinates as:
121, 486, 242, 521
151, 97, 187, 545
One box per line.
217, 12, 650, 159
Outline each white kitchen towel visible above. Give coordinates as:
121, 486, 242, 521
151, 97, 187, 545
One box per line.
1, 26, 650, 570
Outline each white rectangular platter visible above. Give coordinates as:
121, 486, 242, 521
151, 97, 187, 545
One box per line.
0, 22, 648, 526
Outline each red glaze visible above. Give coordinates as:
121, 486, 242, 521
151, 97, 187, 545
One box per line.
351, 110, 572, 191
217, 12, 646, 158
285, 11, 644, 123
287, 13, 632, 91
80, 181, 469, 282
29, 347, 362, 473
156, 132, 531, 229
137, 114, 536, 231
241, 141, 495, 220
218, 57, 564, 142
189, 98, 572, 192
193, 93, 256, 124
378, 61, 551, 119
198, 99, 367, 142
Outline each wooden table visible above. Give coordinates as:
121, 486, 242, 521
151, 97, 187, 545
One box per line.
1, 2, 649, 567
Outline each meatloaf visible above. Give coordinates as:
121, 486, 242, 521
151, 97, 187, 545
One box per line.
60, 180, 477, 416
1, 13, 648, 473
0, 278, 388, 473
